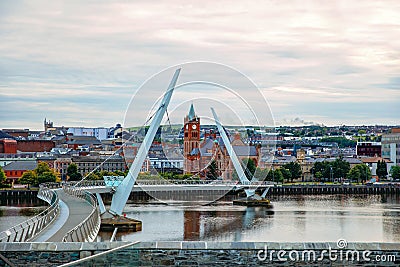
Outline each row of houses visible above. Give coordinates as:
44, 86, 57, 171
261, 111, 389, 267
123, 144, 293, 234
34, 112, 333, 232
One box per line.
0, 150, 184, 184
1, 120, 399, 184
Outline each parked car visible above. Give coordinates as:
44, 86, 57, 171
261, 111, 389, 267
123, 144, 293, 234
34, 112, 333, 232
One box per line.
342, 180, 351, 186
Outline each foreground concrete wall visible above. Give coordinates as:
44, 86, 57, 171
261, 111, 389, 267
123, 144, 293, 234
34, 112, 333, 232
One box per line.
0, 241, 399, 266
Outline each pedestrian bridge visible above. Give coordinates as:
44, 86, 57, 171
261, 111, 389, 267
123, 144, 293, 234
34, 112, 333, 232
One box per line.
0, 180, 272, 243
0, 183, 100, 243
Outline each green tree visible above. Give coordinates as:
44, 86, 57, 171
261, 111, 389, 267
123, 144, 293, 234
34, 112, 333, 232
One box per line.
359, 164, 372, 182
18, 171, 39, 187
280, 168, 292, 182
314, 171, 323, 182
331, 156, 350, 179
0, 166, 6, 185
266, 169, 273, 181
282, 162, 302, 182
242, 158, 257, 180
312, 161, 325, 174
273, 169, 284, 183
347, 167, 361, 183
36, 162, 52, 176
347, 164, 371, 183
161, 172, 176, 180
312, 158, 350, 181
266, 169, 284, 183
312, 161, 330, 180
87, 172, 101, 180
390, 166, 400, 180
376, 160, 388, 180
137, 172, 158, 180
67, 163, 82, 181
206, 160, 219, 180
98, 170, 115, 177
19, 170, 38, 187
38, 171, 56, 184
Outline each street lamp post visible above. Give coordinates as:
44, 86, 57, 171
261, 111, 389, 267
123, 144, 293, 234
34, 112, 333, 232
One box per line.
330, 166, 333, 183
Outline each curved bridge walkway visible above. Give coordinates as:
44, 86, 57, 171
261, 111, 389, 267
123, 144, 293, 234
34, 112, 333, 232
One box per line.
32, 189, 93, 242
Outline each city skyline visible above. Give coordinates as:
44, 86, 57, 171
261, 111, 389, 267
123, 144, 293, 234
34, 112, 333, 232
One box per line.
1, 1, 400, 130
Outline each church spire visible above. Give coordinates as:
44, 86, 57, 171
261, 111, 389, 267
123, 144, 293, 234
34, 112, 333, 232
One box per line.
188, 103, 196, 121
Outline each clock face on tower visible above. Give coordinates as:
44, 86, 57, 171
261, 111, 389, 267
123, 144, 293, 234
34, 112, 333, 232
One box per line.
192, 124, 197, 129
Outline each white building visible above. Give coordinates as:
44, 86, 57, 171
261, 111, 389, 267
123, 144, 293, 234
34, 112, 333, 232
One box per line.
67, 127, 108, 141
149, 157, 184, 173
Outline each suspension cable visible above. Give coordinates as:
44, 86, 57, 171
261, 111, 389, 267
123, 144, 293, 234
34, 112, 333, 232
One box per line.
73, 93, 167, 187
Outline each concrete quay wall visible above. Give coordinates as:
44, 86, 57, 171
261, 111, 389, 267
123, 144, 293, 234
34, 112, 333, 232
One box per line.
0, 241, 399, 266
267, 185, 400, 195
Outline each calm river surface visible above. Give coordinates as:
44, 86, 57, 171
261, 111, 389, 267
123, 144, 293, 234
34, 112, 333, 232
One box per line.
98, 194, 400, 243
0, 206, 46, 232
2, 194, 399, 242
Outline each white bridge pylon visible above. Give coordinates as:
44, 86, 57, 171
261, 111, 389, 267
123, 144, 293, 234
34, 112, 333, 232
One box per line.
109, 69, 181, 216
211, 108, 271, 199
210, 108, 256, 198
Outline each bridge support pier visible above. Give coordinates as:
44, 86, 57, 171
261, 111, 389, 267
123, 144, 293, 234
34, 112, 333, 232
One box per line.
100, 212, 142, 232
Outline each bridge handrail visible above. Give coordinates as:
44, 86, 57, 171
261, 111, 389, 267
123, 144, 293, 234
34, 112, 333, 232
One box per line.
0, 183, 60, 242
67, 179, 276, 187
62, 184, 100, 242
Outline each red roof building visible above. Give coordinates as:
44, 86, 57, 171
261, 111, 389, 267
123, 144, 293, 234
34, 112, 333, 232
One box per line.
3, 161, 37, 184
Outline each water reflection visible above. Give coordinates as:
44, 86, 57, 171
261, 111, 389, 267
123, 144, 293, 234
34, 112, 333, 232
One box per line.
0, 206, 46, 232
98, 194, 400, 242
0, 197, 47, 232
185, 207, 274, 241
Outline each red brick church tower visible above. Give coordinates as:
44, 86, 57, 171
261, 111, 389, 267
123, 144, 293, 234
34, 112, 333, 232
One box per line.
184, 104, 200, 174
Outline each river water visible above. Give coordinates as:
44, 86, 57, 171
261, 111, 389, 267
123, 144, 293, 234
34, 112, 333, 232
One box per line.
0, 206, 46, 232
97, 194, 400, 243
2, 194, 399, 243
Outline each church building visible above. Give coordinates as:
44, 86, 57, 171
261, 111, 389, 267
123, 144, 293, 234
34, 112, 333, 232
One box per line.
183, 104, 260, 180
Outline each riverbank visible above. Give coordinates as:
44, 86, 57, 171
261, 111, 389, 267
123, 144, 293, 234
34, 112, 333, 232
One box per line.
2, 185, 400, 206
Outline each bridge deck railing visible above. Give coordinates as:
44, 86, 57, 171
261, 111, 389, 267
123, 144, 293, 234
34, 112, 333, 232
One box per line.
62, 184, 100, 242
68, 179, 276, 187
0, 183, 60, 242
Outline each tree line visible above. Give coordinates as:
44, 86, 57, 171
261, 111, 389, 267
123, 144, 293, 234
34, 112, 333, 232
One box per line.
210, 157, 400, 184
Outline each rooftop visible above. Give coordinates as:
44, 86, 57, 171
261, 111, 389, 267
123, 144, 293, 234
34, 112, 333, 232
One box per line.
67, 136, 101, 146
360, 157, 393, 163
0, 131, 16, 140
3, 161, 37, 171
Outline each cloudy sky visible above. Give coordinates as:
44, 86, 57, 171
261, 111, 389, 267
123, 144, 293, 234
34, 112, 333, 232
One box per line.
1, 1, 399, 130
